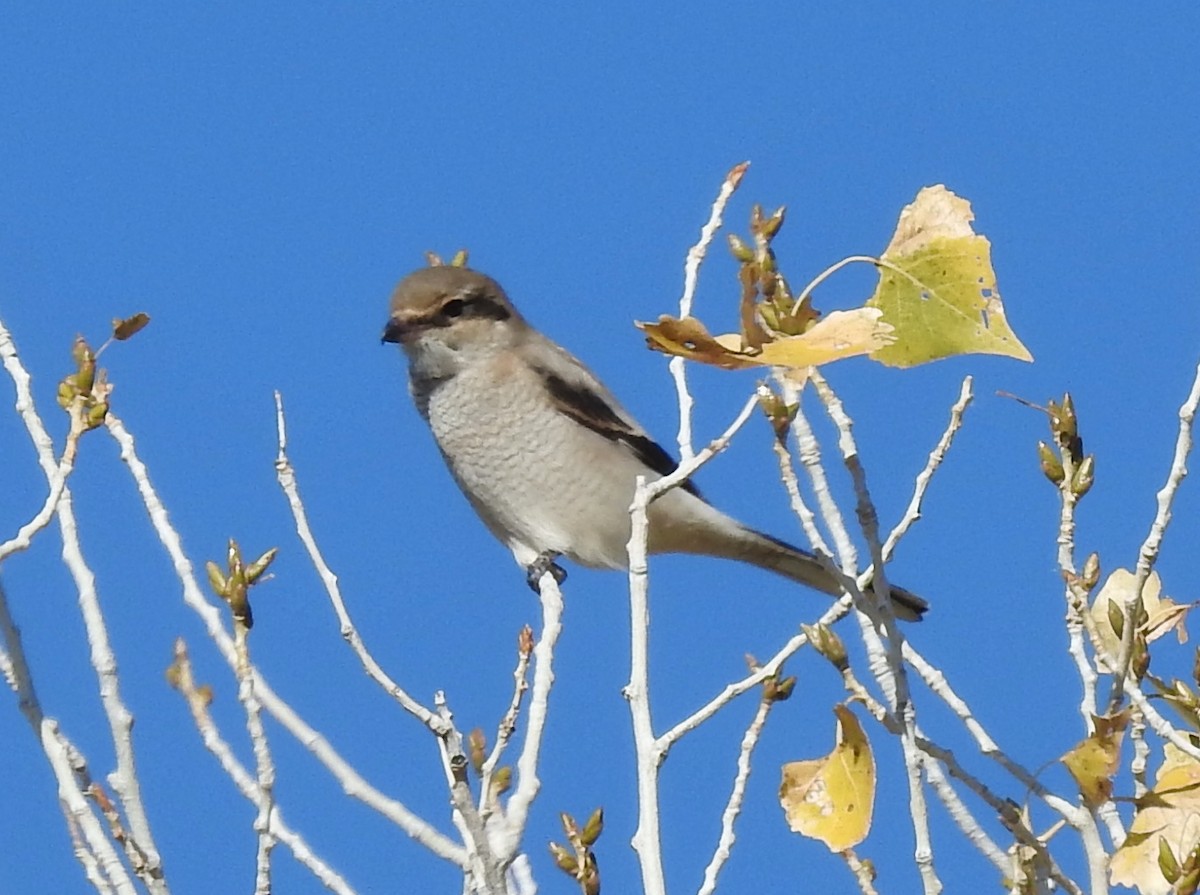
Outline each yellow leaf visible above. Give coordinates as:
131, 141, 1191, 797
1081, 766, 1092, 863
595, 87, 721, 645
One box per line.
742, 309, 894, 368
867, 185, 1032, 368
779, 704, 875, 851
1062, 712, 1127, 807
1111, 745, 1200, 894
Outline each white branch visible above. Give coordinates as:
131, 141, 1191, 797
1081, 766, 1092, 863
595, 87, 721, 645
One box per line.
498, 573, 564, 863
272, 391, 444, 732
670, 160, 748, 463
103, 412, 466, 865
696, 697, 772, 895
882, 376, 974, 561
170, 639, 357, 895
0, 317, 166, 891
626, 470, 666, 895
808, 376, 938, 893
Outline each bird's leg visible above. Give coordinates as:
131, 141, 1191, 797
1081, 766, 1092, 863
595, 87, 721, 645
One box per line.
526, 550, 567, 592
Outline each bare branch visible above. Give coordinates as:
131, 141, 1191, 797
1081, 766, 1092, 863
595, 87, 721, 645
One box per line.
498, 572, 564, 863
481, 628, 534, 789
1108, 360, 1200, 709
272, 391, 444, 732
671, 160, 748, 463
882, 376, 974, 561
0, 318, 167, 891
169, 640, 357, 895
434, 694, 509, 895
696, 696, 773, 895
625, 471, 667, 895
104, 412, 466, 865
0, 575, 140, 894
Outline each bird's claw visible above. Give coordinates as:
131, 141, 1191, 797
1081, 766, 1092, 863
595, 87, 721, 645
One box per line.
526, 551, 567, 592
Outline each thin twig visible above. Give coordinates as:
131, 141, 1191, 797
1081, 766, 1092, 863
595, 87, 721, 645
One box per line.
231, 623, 277, 895
810, 374, 938, 894
170, 640, 357, 895
902, 643, 1083, 818
882, 376, 974, 561
0, 411, 81, 560
0, 318, 167, 891
840, 663, 1081, 895
1108, 360, 1200, 710
660, 594, 854, 748
0, 576, 139, 895
670, 160, 748, 463
104, 412, 465, 865
272, 391, 444, 732
1054, 444, 1097, 722
481, 627, 534, 794
498, 573, 564, 863
696, 697, 774, 895
435, 694, 508, 895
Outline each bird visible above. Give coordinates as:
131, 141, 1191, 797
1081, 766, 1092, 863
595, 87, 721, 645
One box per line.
381, 264, 927, 621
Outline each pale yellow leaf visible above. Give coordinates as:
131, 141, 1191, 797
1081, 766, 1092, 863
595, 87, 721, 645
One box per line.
1110, 744, 1200, 894
780, 704, 875, 851
867, 185, 1032, 368
1092, 570, 1187, 657
741, 309, 894, 368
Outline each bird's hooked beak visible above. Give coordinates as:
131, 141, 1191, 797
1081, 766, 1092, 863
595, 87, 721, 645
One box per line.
381, 316, 412, 345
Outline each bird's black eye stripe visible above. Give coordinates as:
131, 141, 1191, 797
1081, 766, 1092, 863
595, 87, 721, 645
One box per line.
436, 290, 512, 324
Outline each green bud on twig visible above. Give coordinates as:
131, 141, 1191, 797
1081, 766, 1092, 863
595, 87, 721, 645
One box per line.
1037, 441, 1064, 485
803, 623, 848, 671
727, 233, 754, 263
1071, 455, 1095, 498
580, 807, 604, 847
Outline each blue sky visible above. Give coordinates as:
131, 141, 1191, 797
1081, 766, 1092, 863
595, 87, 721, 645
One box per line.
3, 6, 1199, 894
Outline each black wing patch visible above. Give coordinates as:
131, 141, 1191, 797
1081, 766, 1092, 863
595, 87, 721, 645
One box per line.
536, 367, 701, 498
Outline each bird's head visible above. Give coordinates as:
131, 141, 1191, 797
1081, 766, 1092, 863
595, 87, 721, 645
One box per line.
382, 266, 528, 372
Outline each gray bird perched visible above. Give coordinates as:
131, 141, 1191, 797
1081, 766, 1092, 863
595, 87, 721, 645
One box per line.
382, 265, 927, 621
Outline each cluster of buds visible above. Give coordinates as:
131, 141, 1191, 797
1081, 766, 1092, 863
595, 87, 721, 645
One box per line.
205, 539, 277, 629
55, 314, 150, 431
549, 808, 603, 895
425, 248, 469, 269
1037, 393, 1095, 498
465, 727, 513, 798
745, 652, 798, 703
727, 205, 819, 352
56, 336, 110, 431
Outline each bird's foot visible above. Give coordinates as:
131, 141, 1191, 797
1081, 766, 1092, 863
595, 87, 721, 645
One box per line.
526, 551, 567, 592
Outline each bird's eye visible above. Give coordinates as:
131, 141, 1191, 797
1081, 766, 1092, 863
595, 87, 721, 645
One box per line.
441, 298, 466, 318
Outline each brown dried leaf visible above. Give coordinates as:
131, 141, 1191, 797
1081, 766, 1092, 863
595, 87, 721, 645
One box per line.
639, 310, 893, 372
112, 312, 151, 341
638, 316, 761, 370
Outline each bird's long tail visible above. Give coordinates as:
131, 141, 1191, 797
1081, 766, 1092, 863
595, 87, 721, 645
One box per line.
646, 493, 929, 621
727, 527, 928, 622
